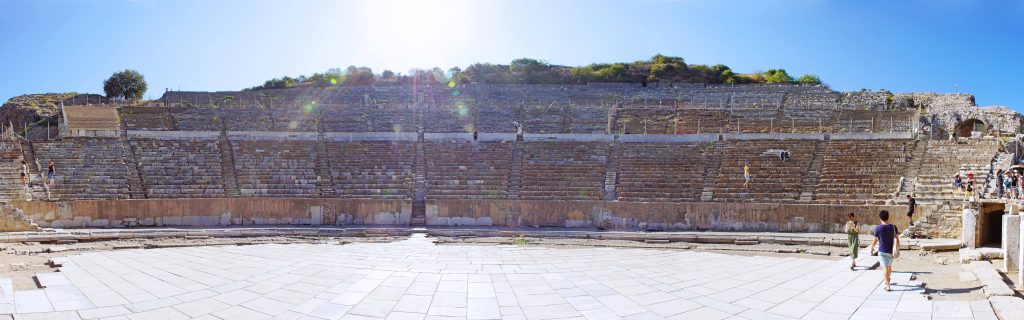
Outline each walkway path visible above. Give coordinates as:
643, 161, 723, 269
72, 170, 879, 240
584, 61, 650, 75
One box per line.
0, 234, 997, 319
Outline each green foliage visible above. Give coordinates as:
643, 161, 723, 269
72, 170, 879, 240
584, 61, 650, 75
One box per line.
103, 69, 147, 101
763, 69, 794, 84
795, 74, 822, 85
245, 56, 824, 90
513, 235, 529, 245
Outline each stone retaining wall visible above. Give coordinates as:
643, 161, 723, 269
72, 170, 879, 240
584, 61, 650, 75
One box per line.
427, 199, 912, 234
10, 199, 410, 228
9, 198, 911, 233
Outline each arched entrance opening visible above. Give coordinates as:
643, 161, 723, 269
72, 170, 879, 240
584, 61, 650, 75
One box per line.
955, 119, 986, 138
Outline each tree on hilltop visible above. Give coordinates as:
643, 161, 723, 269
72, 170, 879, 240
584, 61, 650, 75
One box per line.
763, 69, 794, 84
796, 74, 823, 85
103, 69, 148, 101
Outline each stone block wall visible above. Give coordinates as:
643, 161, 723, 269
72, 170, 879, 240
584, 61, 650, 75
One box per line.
10, 198, 910, 234
0, 203, 36, 232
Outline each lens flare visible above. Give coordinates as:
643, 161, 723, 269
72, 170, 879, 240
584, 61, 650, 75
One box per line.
393, 124, 403, 133
452, 103, 469, 117
447, 80, 456, 88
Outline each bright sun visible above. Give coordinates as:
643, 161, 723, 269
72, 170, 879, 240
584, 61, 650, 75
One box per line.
354, 0, 478, 69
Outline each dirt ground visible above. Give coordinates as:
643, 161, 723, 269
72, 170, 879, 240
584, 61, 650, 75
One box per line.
0, 234, 992, 302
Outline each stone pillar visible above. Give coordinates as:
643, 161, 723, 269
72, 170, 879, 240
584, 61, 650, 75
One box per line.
1002, 214, 1020, 272
1019, 217, 1024, 290
962, 206, 979, 248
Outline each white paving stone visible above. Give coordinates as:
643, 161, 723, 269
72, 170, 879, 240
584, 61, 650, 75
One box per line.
0, 234, 1000, 319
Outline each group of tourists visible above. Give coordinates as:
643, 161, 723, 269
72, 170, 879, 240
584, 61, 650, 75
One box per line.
845, 210, 902, 291
18, 160, 56, 187
953, 171, 978, 200
996, 169, 1024, 200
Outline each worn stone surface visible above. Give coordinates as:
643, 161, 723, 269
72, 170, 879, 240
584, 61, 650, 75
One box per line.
969, 261, 1016, 297
0, 235, 997, 319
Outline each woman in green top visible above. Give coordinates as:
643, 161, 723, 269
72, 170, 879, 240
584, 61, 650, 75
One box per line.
846, 212, 859, 270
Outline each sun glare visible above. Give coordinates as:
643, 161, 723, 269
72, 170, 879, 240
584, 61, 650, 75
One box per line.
355, 0, 477, 69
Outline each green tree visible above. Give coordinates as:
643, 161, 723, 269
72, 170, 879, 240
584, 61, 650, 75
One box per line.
795, 74, 822, 85
763, 69, 794, 84
381, 70, 395, 79
103, 69, 148, 101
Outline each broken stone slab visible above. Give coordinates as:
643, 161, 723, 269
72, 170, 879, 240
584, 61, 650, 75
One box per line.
988, 296, 1024, 320
644, 239, 669, 244
694, 235, 736, 244
960, 249, 983, 263
45, 246, 69, 253
734, 240, 759, 245
921, 241, 961, 252
665, 234, 698, 243
969, 261, 1016, 297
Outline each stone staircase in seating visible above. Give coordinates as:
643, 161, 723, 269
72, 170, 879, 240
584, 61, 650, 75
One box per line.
798, 139, 827, 202
18, 140, 48, 200
699, 142, 726, 201
0, 140, 27, 201
32, 138, 131, 200
904, 139, 1001, 239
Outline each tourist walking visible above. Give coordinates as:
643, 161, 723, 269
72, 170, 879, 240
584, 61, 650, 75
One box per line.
953, 174, 962, 190
906, 195, 916, 226
869, 210, 900, 291
47, 160, 55, 185
19, 160, 27, 186
743, 163, 751, 189
846, 213, 859, 270
1001, 171, 1010, 199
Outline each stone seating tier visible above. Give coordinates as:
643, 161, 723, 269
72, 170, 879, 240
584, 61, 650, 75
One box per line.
816, 139, 911, 204
33, 138, 131, 200
425, 141, 513, 199
231, 140, 319, 198
131, 139, 226, 198
616, 143, 707, 202
521, 142, 608, 201
327, 141, 416, 199
714, 140, 817, 202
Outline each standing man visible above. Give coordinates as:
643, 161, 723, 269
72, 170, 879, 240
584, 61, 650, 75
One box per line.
906, 195, 916, 226
870, 210, 901, 291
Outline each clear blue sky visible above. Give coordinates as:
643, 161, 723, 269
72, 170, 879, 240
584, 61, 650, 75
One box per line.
1, 0, 1022, 109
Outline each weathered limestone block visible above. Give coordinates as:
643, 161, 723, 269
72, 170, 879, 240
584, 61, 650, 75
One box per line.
963, 206, 978, 248
1003, 214, 1020, 272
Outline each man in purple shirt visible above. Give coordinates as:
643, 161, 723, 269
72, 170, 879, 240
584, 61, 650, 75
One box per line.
869, 210, 901, 291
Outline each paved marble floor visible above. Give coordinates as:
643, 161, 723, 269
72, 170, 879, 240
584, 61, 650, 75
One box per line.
0, 235, 998, 320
